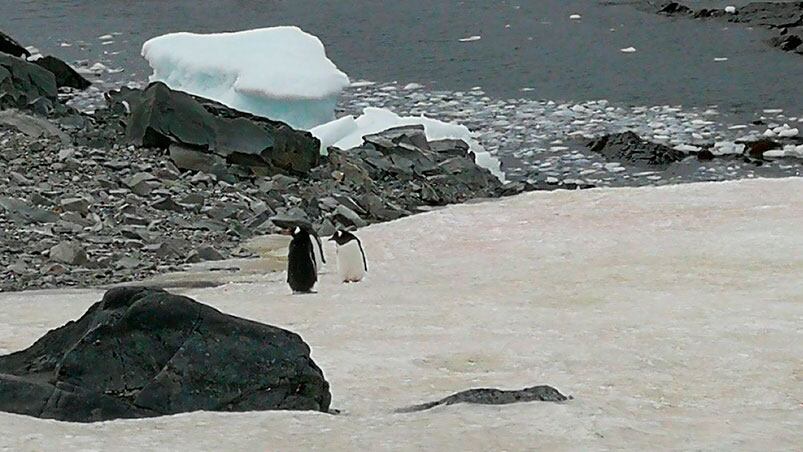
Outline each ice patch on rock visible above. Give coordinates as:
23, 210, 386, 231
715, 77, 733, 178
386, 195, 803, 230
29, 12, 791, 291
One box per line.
141, 26, 350, 130
311, 107, 505, 181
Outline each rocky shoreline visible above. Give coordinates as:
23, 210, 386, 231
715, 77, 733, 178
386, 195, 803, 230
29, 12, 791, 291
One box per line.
1, 31, 507, 292
2, 28, 802, 292
655, 1, 803, 55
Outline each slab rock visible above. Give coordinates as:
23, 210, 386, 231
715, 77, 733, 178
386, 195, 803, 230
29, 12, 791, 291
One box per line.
0, 54, 57, 109
0, 31, 29, 58
587, 131, 685, 168
125, 82, 320, 177
33, 55, 92, 90
0, 287, 331, 422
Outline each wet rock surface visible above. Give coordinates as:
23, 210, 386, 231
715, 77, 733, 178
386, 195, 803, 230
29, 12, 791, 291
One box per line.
395, 385, 571, 413
0, 287, 331, 422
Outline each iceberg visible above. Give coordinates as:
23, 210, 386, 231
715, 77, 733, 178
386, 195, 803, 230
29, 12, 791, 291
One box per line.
141, 27, 350, 130
311, 107, 505, 181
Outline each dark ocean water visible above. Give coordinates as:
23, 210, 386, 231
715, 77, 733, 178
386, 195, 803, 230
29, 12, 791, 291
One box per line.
1, 0, 801, 118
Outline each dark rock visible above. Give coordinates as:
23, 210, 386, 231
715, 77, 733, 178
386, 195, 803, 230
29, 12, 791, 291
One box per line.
121, 214, 149, 226
0, 287, 331, 421
658, 2, 692, 15
196, 245, 225, 261
587, 131, 685, 168
0, 196, 59, 224
0, 31, 30, 58
770, 34, 802, 51
741, 138, 782, 159
126, 82, 320, 176
151, 196, 184, 212
169, 144, 228, 175
696, 149, 716, 161
270, 214, 314, 232
33, 56, 92, 90
49, 241, 89, 266
60, 197, 90, 214
334, 204, 367, 228
396, 385, 571, 413
655, 2, 803, 54
0, 54, 57, 109
0, 110, 69, 144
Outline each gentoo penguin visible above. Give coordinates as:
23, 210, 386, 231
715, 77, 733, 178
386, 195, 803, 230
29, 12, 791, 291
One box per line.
287, 226, 325, 293
329, 230, 368, 283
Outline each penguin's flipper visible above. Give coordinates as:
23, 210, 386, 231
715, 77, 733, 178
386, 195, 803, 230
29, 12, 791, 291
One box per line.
313, 231, 326, 264
356, 237, 368, 272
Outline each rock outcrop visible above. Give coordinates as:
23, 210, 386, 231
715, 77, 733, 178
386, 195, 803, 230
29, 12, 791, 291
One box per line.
0, 287, 331, 422
657, 2, 803, 54
124, 82, 321, 177
587, 131, 685, 168
0, 31, 29, 58
33, 55, 92, 90
0, 54, 57, 109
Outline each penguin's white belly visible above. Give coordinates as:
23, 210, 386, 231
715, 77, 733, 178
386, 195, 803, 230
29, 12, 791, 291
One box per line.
336, 241, 366, 282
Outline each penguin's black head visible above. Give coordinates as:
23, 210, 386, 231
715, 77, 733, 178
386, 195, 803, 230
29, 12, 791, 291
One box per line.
291, 226, 309, 238
329, 229, 356, 245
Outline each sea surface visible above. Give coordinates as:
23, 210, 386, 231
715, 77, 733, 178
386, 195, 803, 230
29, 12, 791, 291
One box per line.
3, 0, 802, 119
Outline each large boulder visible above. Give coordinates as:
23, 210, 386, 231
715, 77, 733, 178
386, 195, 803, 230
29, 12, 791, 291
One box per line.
0, 31, 29, 58
0, 54, 57, 109
587, 131, 685, 168
33, 55, 92, 90
0, 287, 331, 422
125, 82, 321, 176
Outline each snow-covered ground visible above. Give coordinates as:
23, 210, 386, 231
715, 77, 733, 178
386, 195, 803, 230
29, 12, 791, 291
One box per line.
1, 178, 802, 450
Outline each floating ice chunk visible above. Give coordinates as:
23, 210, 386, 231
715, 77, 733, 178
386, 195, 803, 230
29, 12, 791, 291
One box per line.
763, 109, 783, 114
59, 42, 72, 47
569, 14, 582, 20
142, 26, 350, 129
620, 47, 637, 53
725, 6, 737, 14
97, 34, 114, 40
674, 144, 700, 153
774, 124, 799, 138
763, 129, 777, 137
310, 107, 505, 181
458, 35, 482, 42
350, 80, 376, 88
714, 57, 728, 62
763, 150, 785, 158
712, 141, 745, 155
403, 83, 424, 90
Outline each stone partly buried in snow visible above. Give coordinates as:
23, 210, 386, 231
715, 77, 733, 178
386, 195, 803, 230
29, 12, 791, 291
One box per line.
587, 131, 685, 168
396, 385, 571, 413
33, 55, 92, 90
0, 287, 331, 422
330, 124, 503, 206
0, 54, 58, 109
124, 82, 321, 177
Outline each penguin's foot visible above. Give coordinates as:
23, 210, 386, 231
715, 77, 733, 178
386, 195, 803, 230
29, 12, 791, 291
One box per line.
292, 290, 317, 295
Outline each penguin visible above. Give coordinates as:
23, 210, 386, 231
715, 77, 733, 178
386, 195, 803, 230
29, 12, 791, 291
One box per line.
329, 230, 368, 283
287, 226, 325, 293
